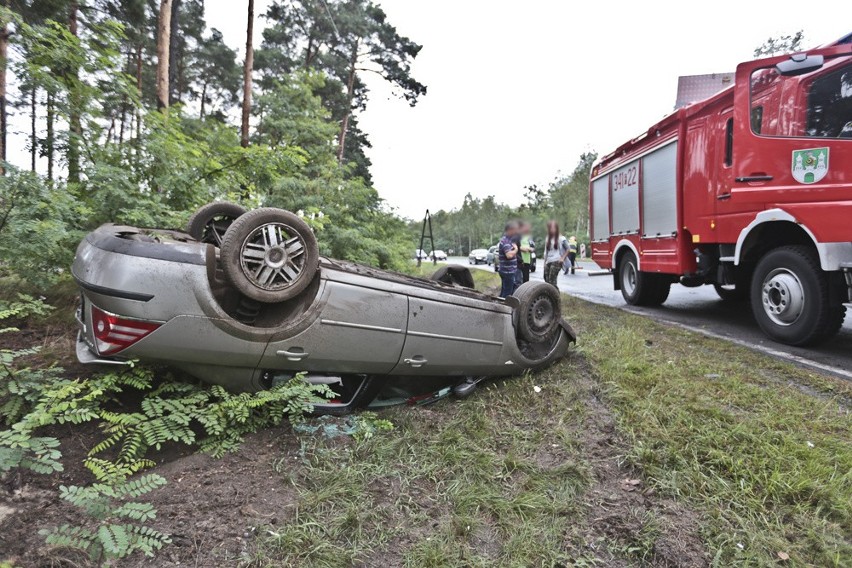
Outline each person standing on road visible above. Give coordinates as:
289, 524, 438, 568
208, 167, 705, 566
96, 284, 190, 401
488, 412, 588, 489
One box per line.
544, 221, 569, 287
512, 221, 524, 289
498, 221, 520, 297
519, 221, 535, 284
563, 236, 578, 275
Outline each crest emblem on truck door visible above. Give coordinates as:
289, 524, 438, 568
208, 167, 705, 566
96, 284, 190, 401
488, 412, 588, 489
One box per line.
791, 148, 829, 184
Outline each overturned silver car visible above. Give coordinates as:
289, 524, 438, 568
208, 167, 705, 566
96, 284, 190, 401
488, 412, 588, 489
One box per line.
72, 204, 575, 413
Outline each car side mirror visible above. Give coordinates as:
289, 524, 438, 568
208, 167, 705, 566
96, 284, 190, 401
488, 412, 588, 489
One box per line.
776, 53, 824, 76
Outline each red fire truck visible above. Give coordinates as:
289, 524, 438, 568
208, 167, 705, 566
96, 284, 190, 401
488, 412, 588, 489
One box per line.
590, 37, 852, 346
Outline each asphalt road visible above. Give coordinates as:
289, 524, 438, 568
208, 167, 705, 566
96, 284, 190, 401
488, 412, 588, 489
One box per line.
446, 256, 852, 380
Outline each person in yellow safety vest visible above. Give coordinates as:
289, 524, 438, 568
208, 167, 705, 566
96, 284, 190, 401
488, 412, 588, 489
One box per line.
563, 236, 578, 275
519, 221, 535, 284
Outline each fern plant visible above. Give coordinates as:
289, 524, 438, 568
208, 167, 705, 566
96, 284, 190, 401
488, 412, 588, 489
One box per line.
91, 375, 332, 465
0, 364, 155, 476
40, 474, 171, 561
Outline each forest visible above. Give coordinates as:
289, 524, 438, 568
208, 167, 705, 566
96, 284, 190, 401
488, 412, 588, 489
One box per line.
0, 0, 434, 289
0, 0, 597, 285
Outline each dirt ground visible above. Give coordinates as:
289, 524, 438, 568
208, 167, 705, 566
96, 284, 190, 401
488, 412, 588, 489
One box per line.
0, 355, 709, 567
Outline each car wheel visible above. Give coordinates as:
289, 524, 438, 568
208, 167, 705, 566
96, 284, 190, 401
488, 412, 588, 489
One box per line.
514, 281, 562, 342
220, 208, 320, 304
750, 245, 845, 345
186, 202, 247, 246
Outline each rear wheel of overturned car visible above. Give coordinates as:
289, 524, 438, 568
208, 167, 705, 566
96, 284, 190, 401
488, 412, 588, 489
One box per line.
514, 281, 562, 342
186, 202, 247, 246
220, 208, 320, 303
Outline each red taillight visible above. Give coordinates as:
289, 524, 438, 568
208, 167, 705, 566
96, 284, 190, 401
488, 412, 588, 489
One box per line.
90, 306, 161, 356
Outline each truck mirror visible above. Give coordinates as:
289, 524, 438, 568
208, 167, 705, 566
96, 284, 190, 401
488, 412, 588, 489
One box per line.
775, 53, 824, 76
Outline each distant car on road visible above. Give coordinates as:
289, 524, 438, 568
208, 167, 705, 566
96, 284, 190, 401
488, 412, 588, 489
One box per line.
487, 245, 498, 269
468, 249, 488, 265
430, 250, 448, 261
414, 249, 428, 260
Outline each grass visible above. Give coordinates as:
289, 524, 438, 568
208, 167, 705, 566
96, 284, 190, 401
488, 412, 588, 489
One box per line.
571, 296, 852, 567
252, 367, 593, 567
245, 293, 851, 567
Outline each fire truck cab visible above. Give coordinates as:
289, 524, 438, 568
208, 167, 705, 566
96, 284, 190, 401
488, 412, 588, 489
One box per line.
590, 38, 852, 346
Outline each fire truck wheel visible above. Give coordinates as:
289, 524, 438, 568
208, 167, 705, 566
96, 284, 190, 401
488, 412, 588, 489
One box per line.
618, 251, 670, 306
750, 245, 845, 346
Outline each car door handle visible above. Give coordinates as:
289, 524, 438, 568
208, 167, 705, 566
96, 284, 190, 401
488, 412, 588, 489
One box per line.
404, 356, 428, 368
276, 349, 309, 362
735, 175, 773, 182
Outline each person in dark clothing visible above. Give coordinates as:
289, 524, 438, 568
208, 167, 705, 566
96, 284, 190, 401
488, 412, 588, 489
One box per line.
498, 221, 520, 298
512, 223, 523, 288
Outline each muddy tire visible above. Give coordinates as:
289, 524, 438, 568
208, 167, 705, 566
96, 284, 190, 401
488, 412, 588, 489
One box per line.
220, 208, 319, 304
514, 281, 562, 343
186, 202, 247, 246
750, 245, 845, 346
618, 251, 670, 306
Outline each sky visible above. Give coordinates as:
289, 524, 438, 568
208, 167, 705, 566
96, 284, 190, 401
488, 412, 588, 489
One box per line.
6, 1, 851, 219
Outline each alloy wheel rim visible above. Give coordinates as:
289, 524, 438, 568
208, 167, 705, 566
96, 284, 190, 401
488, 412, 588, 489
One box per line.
761, 268, 805, 326
239, 222, 307, 290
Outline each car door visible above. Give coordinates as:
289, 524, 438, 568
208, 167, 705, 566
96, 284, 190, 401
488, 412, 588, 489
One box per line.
260, 278, 408, 375
392, 293, 506, 376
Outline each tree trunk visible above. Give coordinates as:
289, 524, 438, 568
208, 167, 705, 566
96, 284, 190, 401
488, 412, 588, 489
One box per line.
118, 101, 126, 145
0, 5, 7, 175
135, 43, 142, 139
305, 31, 315, 68
199, 81, 207, 119
337, 42, 358, 164
30, 88, 37, 171
106, 117, 115, 144
46, 92, 54, 181
67, 0, 82, 184
168, 0, 180, 105
156, 0, 172, 112
240, 0, 254, 148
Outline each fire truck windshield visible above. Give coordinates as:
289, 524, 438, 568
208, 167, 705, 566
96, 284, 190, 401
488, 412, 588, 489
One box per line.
750, 54, 852, 139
